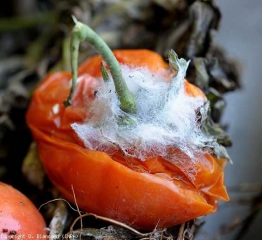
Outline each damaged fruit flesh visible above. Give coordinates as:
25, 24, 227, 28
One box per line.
26, 49, 229, 230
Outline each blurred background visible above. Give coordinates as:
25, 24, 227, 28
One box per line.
0, 0, 261, 239
196, 0, 262, 239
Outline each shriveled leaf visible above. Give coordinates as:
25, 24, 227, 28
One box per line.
22, 142, 45, 189
198, 102, 232, 163
49, 200, 69, 240
169, 49, 189, 74
66, 226, 135, 240
152, 0, 187, 11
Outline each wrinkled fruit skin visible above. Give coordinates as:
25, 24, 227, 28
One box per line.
0, 182, 47, 239
26, 50, 229, 230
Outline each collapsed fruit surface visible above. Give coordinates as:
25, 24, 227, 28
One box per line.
26, 50, 229, 230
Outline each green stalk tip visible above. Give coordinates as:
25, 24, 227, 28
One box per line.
101, 62, 110, 82
71, 15, 78, 24
64, 17, 137, 116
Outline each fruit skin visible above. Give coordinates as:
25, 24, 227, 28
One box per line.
0, 182, 47, 239
26, 49, 229, 230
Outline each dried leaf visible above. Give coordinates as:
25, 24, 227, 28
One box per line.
22, 142, 46, 189
198, 102, 232, 163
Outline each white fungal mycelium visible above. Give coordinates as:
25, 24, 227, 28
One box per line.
71, 51, 218, 166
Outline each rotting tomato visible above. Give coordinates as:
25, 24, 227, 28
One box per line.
26, 49, 229, 230
0, 182, 47, 239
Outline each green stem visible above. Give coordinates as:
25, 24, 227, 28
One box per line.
100, 62, 110, 82
62, 37, 71, 71
63, 33, 79, 107
64, 17, 137, 114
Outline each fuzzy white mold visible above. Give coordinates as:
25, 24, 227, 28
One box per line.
71, 52, 217, 165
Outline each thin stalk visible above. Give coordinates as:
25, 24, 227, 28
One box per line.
64, 16, 137, 114
100, 62, 110, 82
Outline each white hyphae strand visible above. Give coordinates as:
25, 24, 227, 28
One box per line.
71, 55, 215, 162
